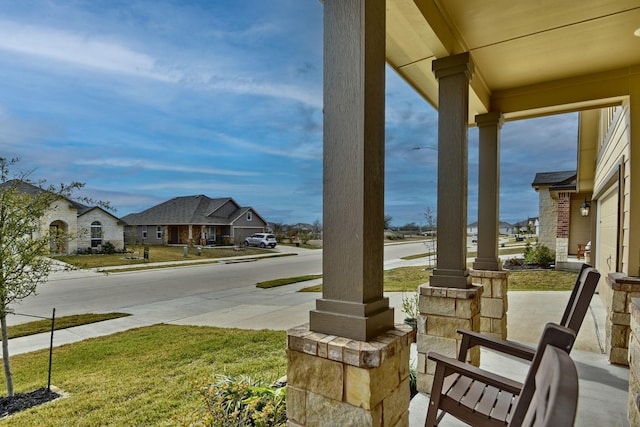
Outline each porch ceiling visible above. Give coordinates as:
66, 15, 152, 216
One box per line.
386, 0, 640, 122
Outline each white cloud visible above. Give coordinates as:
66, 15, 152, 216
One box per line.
0, 19, 177, 82
0, 18, 321, 108
77, 158, 261, 177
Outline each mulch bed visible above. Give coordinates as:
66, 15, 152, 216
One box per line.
0, 388, 60, 418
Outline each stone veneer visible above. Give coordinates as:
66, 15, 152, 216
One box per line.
471, 269, 508, 340
416, 284, 483, 393
603, 273, 640, 365
286, 324, 412, 427
628, 298, 640, 425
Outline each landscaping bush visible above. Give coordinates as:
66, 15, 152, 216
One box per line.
523, 243, 555, 267
196, 374, 286, 426
101, 241, 116, 254
385, 233, 405, 241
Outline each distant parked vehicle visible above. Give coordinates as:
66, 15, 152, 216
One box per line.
471, 234, 478, 243
244, 233, 277, 248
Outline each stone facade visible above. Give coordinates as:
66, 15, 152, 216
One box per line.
602, 273, 640, 365
416, 284, 482, 393
286, 324, 412, 427
555, 237, 569, 263
471, 269, 508, 340
76, 208, 125, 251
628, 298, 640, 425
537, 188, 557, 250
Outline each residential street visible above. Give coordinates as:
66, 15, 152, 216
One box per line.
8, 241, 432, 328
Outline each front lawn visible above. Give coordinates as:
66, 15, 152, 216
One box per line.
55, 245, 272, 269
298, 267, 578, 292
0, 325, 286, 426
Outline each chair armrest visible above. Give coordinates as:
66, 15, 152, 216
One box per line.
428, 351, 523, 395
457, 329, 536, 362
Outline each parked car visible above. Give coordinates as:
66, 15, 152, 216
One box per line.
244, 233, 277, 248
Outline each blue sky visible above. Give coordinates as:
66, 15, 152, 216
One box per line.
0, 1, 578, 227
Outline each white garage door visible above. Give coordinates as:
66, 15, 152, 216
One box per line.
598, 185, 619, 276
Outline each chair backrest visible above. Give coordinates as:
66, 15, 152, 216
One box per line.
516, 345, 579, 427
509, 323, 576, 425
559, 264, 600, 335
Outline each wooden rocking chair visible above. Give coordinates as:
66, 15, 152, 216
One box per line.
425, 323, 579, 426
455, 264, 600, 365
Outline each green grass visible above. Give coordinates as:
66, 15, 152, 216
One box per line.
401, 246, 526, 261
298, 267, 433, 292
508, 270, 578, 291
54, 245, 274, 269
0, 325, 286, 426
298, 267, 578, 292
4, 313, 130, 339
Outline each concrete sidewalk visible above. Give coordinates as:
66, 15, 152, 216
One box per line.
6, 253, 631, 426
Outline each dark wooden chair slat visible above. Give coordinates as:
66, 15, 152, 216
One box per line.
448, 375, 473, 402
475, 384, 500, 417
461, 380, 487, 408
491, 390, 515, 422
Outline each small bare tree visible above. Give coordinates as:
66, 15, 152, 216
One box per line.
0, 158, 107, 396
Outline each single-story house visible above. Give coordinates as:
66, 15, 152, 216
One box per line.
467, 221, 515, 235
531, 170, 591, 269
512, 217, 538, 235
121, 195, 268, 246
2, 180, 125, 255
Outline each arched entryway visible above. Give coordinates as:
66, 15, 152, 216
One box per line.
49, 220, 68, 254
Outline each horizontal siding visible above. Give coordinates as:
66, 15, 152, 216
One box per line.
594, 103, 631, 275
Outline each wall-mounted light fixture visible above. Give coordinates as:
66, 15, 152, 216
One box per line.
580, 197, 591, 217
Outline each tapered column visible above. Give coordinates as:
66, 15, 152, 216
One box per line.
309, 0, 393, 342
430, 53, 474, 289
473, 112, 503, 271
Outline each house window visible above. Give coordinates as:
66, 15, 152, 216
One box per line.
142, 226, 147, 239
156, 226, 162, 239
247, 211, 252, 221
91, 221, 102, 248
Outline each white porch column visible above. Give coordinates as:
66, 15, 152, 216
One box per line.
430, 52, 474, 289
473, 112, 503, 271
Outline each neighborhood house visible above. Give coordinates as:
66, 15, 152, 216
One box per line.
3, 180, 125, 255
121, 195, 268, 246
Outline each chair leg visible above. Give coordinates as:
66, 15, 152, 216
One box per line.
425, 365, 446, 427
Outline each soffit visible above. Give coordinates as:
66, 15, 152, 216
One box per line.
386, 0, 640, 121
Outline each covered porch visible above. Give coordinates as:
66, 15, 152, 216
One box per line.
287, 1, 640, 425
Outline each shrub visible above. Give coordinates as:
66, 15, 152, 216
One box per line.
523, 244, 555, 267
401, 292, 419, 320
101, 241, 116, 254
385, 233, 405, 241
195, 374, 286, 426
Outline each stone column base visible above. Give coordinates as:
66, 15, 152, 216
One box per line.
471, 269, 509, 340
628, 298, 640, 425
286, 324, 412, 427
603, 273, 640, 365
416, 284, 483, 393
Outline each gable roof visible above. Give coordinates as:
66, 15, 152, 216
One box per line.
531, 171, 577, 191
0, 179, 115, 218
77, 205, 123, 223
121, 195, 262, 226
